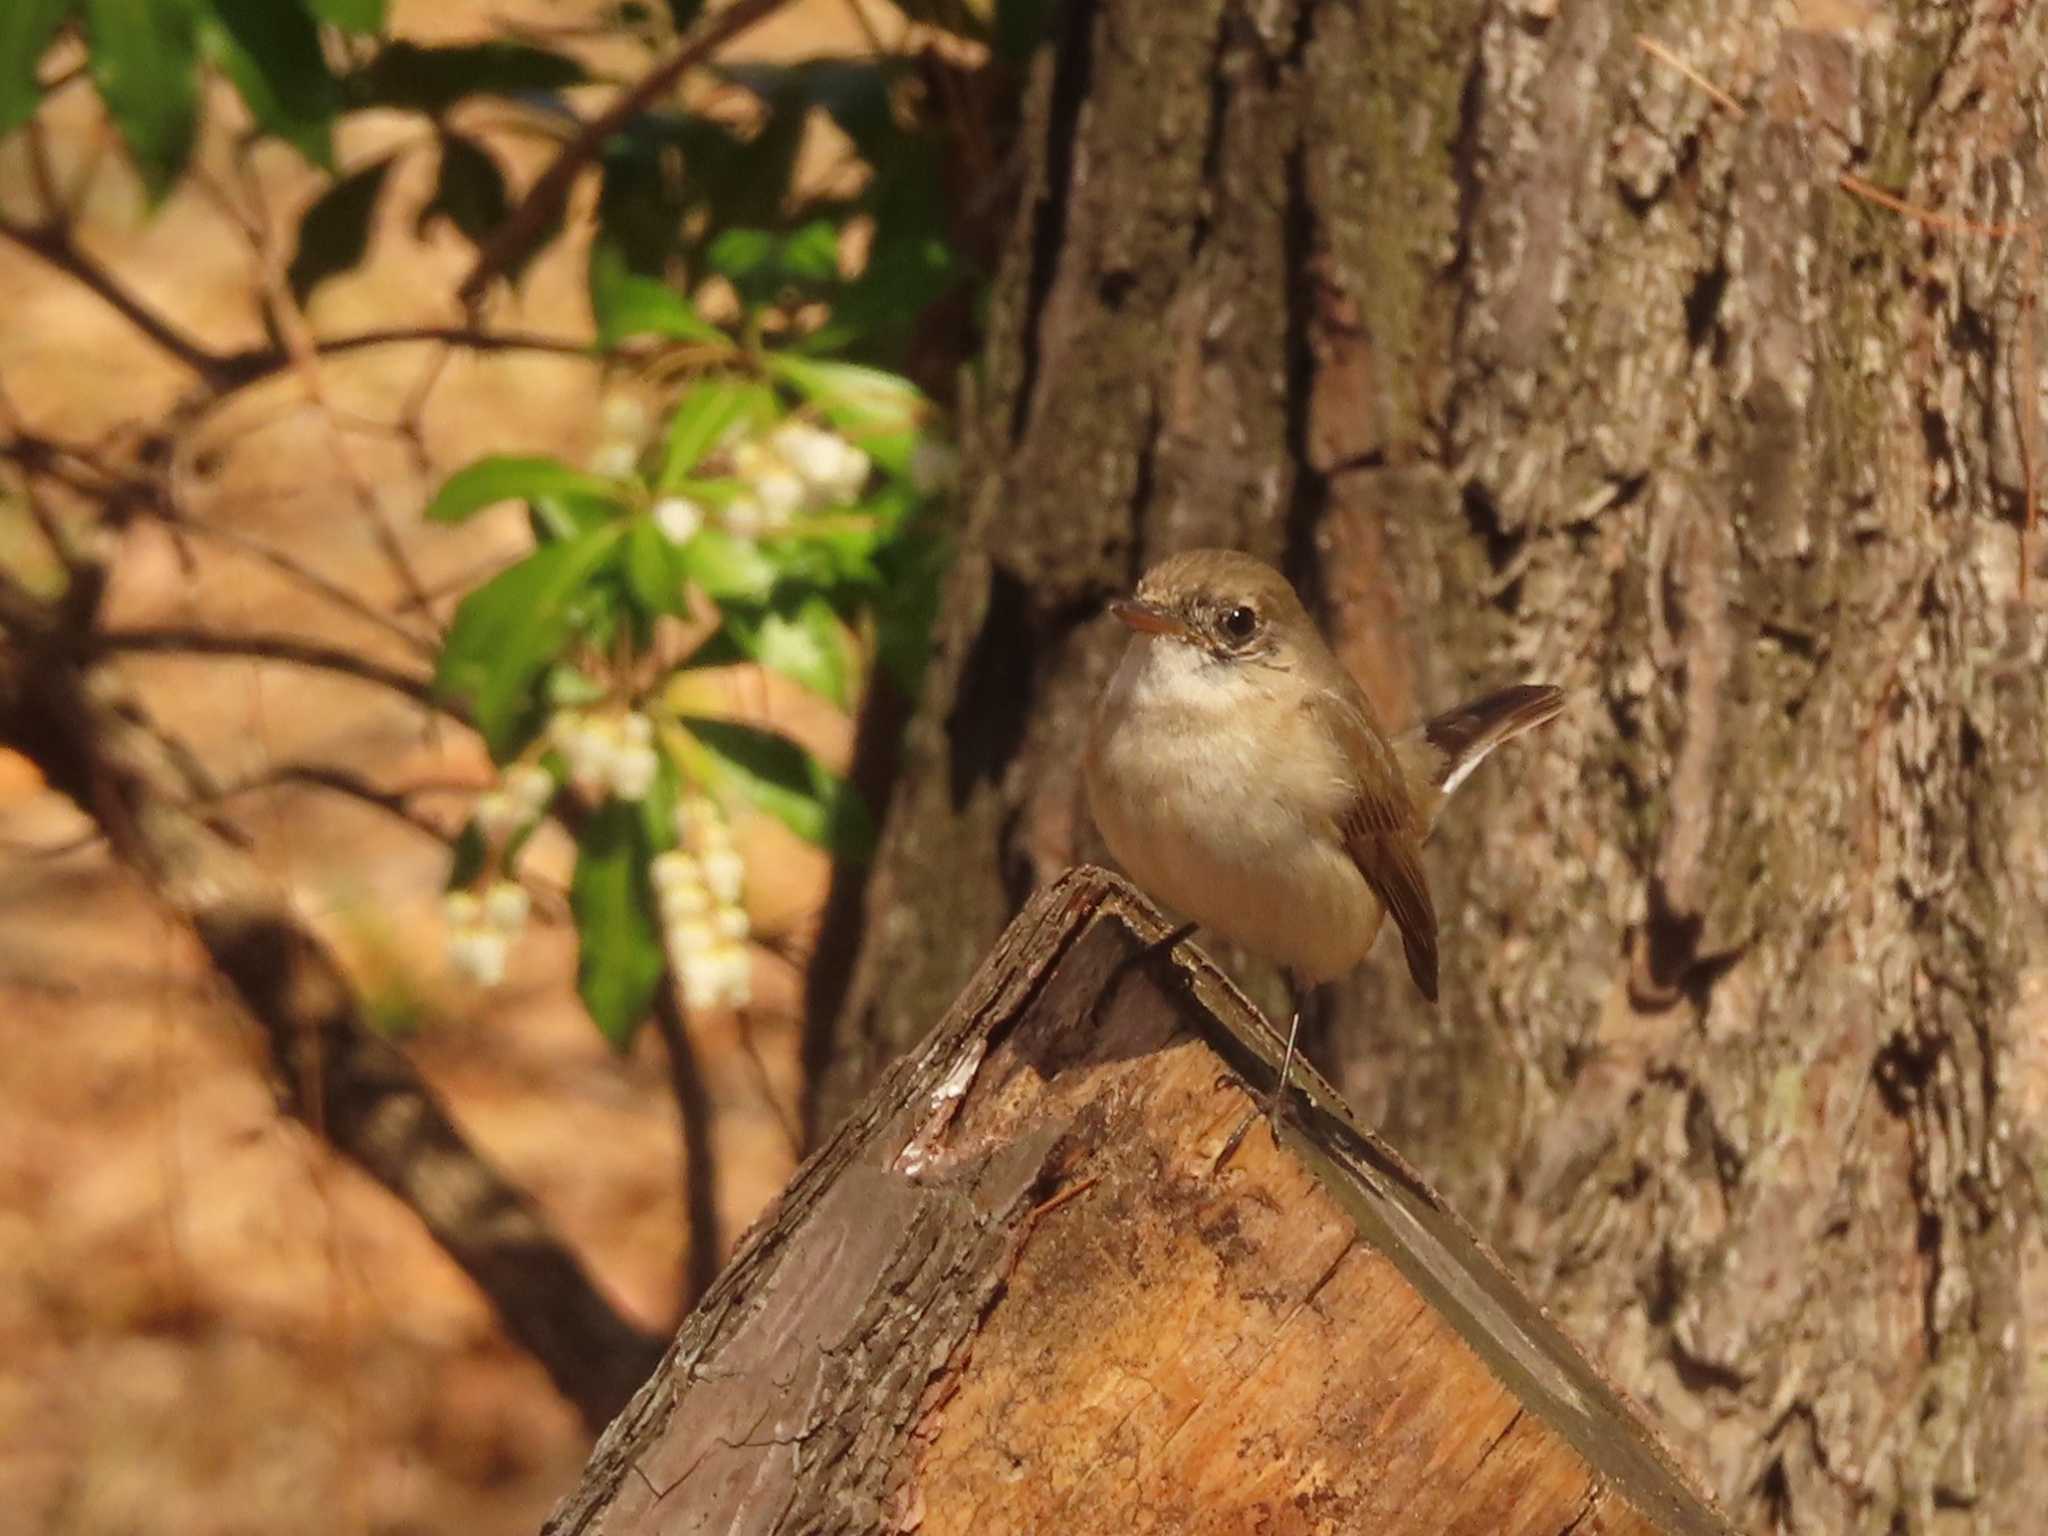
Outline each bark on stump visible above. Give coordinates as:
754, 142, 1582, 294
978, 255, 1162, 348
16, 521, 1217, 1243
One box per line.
547, 867, 1737, 1535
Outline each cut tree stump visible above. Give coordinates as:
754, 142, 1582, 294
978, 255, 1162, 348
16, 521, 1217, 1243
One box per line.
545, 866, 1741, 1536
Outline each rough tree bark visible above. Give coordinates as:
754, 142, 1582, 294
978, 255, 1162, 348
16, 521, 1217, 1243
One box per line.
818, 3, 2048, 1532
551, 868, 1738, 1535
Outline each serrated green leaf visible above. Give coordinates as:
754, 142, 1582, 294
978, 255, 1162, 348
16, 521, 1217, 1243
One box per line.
419, 132, 507, 248
0, 0, 73, 139
204, 0, 337, 168
437, 526, 624, 758
677, 718, 872, 860
426, 455, 623, 525
306, 0, 382, 30
589, 240, 723, 348
345, 40, 584, 114
675, 528, 776, 602
287, 155, 393, 303
723, 593, 850, 707
84, 0, 200, 199
658, 376, 768, 489
570, 802, 666, 1049
624, 517, 685, 617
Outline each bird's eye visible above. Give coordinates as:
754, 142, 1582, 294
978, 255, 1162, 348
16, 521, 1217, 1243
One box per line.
1220, 605, 1259, 642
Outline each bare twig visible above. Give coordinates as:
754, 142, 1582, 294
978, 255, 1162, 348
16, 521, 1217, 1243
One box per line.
652, 981, 724, 1315
99, 625, 444, 710
143, 507, 438, 658
0, 217, 233, 386
1635, 34, 1746, 117
458, 0, 798, 302
0, 567, 661, 1429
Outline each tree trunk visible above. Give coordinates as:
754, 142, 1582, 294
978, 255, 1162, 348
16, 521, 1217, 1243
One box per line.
550, 868, 1737, 1535
818, 3, 2048, 1531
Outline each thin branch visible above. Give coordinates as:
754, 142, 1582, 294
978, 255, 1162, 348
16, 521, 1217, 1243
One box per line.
99, 625, 444, 711
652, 980, 724, 1315
0, 217, 233, 385
141, 508, 438, 658
458, 0, 798, 302
308, 324, 602, 362
0, 573, 660, 1429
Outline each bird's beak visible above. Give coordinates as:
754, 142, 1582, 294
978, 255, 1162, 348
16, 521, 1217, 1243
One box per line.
1110, 598, 1190, 639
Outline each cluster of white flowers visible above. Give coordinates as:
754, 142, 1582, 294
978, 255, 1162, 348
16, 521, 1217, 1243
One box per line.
651, 796, 752, 1011
551, 710, 659, 802
473, 762, 555, 842
722, 421, 871, 540
444, 880, 532, 988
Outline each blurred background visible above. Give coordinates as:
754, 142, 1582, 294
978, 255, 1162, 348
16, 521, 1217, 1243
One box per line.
0, 1, 1011, 1530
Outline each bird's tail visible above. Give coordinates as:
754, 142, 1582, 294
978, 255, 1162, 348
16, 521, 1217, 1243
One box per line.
1395, 683, 1566, 837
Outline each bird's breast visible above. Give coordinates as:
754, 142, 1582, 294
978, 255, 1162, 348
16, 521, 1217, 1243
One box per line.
1085, 640, 1380, 980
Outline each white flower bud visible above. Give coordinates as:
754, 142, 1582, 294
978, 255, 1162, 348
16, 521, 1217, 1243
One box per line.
678, 953, 725, 1012
443, 890, 482, 927
504, 764, 554, 814
771, 423, 869, 505
713, 905, 749, 941
724, 494, 768, 540
701, 847, 745, 904
712, 942, 753, 1008
447, 926, 510, 987
650, 850, 702, 893
666, 917, 716, 957
621, 711, 653, 746
610, 742, 659, 801
659, 880, 711, 921
474, 790, 523, 841
653, 495, 705, 545
482, 881, 530, 932
589, 441, 640, 479
751, 466, 807, 525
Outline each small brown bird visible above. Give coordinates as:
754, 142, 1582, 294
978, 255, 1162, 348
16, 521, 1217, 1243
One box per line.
1084, 549, 1563, 1105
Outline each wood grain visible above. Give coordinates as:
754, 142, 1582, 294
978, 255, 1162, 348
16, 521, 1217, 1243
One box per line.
546, 866, 1739, 1535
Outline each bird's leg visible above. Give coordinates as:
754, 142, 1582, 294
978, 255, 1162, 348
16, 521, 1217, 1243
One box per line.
1212, 973, 1314, 1173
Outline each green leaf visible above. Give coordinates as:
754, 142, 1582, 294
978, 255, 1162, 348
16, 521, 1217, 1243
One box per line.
305, 0, 382, 29
0, 0, 73, 140
287, 155, 393, 303
528, 492, 622, 544
768, 354, 926, 434
84, 0, 200, 199
674, 528, 778, 603
589, 240, 723, 348
570, 802, 666, 1049
678, 718, 872, 860
658, 377, 768, 488
624, 517, 685, 617
704, 218, 841, 304
445, 821, 487, 889
346, 40, 584, 114
437, 526, 624, 758
418, 132, 507, 248
203, 0, 337, 168
426, 455, 623, 525
723, 593, 850, 707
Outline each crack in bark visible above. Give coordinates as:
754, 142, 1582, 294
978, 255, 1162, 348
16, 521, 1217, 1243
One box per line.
1012, 0, 1099, 442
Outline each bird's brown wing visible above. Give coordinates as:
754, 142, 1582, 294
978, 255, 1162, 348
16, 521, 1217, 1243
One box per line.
1324, 686, 1439, 1002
